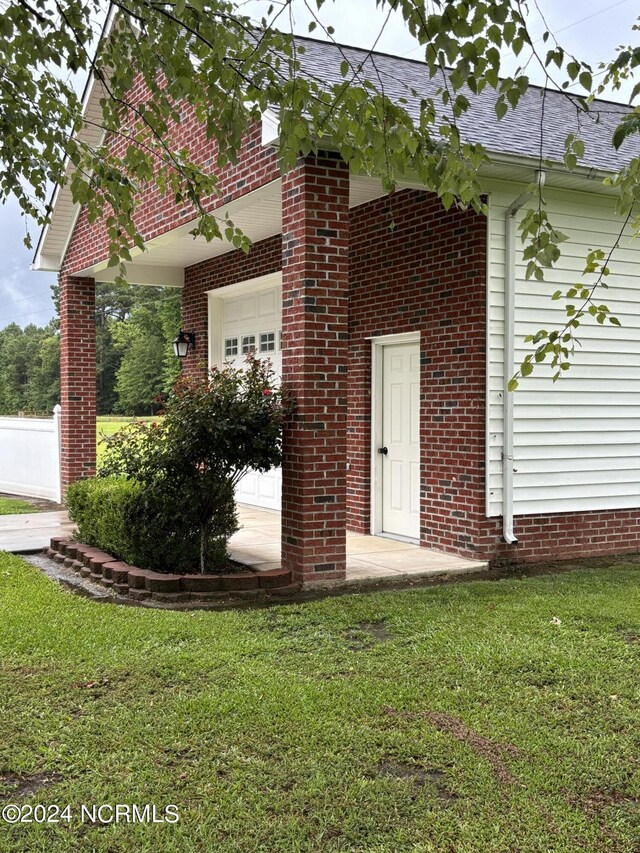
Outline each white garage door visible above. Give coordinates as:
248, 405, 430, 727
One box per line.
221, 286, 282, 511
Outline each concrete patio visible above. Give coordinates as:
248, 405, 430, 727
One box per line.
230, 506, 488, 581
1, 504, 489, 582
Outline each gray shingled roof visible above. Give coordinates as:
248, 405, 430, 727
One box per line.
291, 35, 638, 172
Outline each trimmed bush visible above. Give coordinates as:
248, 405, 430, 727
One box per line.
66, 476, 236, 573
67, 476, 138, 558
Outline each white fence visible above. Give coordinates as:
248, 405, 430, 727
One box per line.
0, 404, 62, 503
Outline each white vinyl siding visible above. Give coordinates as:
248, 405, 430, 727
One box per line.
487, 181, 640, 517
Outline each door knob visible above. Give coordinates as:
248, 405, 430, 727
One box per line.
378, 446, 388, 455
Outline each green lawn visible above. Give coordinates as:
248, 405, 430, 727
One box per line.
96, 416, 157, 465
0, 497, 39, 515
0, 556, 638, 851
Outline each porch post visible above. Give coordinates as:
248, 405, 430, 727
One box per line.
59, 273, 96, 494
280, 153, 350, 584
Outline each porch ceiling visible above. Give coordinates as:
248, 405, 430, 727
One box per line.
78, 175, 394, 287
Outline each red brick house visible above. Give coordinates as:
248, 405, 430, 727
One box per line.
33, 38, 640, 585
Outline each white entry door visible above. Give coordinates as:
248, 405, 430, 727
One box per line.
221, 286, 282, 511
380, 342, 420, 539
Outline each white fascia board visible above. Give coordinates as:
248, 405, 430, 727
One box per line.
92, 264, 184, 288
31, 252, 64, 273
261, 108, 280, 147
33, 73, 109, 273
32, 200, 83, 274
31, 182, 62, 271
481, 152, 615, 186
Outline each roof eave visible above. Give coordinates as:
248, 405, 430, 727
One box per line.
484, 151, 615, 182
259, 113, 618, 190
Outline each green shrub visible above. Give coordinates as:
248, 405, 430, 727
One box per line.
97, 355, 286, 572
67, 476, 237, 572
67, 476, 140, 560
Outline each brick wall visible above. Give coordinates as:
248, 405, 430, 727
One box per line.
348, 189, 488, 554
180, 187, 640, 567
62, 99, 279, 277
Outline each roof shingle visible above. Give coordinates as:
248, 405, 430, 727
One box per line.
291, 36, 639, 172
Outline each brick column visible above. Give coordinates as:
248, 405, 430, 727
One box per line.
281, 154, 350, 584
59, 274, 96, 493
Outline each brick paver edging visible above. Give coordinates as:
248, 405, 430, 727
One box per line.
46, 538, 297, 603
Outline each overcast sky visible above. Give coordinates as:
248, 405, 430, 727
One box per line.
1, 0, 637, 329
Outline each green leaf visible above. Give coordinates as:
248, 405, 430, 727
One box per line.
495, 99, 508, 120
579, 71, 592, 91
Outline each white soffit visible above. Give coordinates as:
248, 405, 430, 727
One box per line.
81, 175, 402, 286
78, 179, 284, 283
349, 176, 398, 207
349, 160, 617, 206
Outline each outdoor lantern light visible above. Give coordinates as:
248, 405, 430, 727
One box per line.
172, 329, 196, 358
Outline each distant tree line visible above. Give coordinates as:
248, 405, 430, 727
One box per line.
0, 320, 60, 415
0, 282, 182, 416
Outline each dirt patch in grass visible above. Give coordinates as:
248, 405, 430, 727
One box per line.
384, 706, 521, 786
618, 629, 640, 644
71, 672, 132, 697
377, 760, 430, 784
316, 670, 354, 681
377, 761, 457, 800
158, 746, 201, 771
359, 620, 391, 642
567, 789, 640, 829
1, 663, 52, 678
0, 772, 64, 799
344, 620, 391, 649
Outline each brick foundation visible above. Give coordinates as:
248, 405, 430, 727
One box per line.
480, 509, 640, 564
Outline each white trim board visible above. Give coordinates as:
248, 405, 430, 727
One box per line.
206, 271, 282, 300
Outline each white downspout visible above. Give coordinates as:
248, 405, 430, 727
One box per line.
502, 173, 544, 544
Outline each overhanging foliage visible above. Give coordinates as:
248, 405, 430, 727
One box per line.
2, 0, 639, 381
